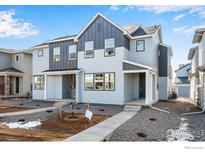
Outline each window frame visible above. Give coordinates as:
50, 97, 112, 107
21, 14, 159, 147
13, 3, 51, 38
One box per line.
53, 47, 61, 62
94, 73, 104, 91
84, 41, 94, 59
84, 72, 115, 91
104, 38, 115, 57
33, 75, 45, 90
38, 50, 43, 57
15, 55, 19, 62
84, 73, 94, 91
69, 45, 77, 60
136, 40, 145, 52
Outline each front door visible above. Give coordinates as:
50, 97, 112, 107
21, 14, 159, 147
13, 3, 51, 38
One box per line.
16, 77, 19, 94
0, 76, 5, 95
139, 73, 145, 98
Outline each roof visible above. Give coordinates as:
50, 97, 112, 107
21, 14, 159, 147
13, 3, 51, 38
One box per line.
175, 63, 191, 72
0, 48, 31, 54
144, 25, 160, 35
122, 24, 140, 34
0, 67, 23, 73
193, 28, 205, 43
188, 46, 198, 60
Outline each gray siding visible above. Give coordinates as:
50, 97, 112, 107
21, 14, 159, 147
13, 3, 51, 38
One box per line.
158, 45, 168, 77
49, 40, 77, 70
77, 16, 129, 51
62, 75, 71, 99
0, 52, 11, 70
123, 62, 147, 71
132, 28, 147, 36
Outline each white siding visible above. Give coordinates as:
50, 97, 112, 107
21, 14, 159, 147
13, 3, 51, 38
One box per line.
32, 48, 49, 100
159, 77, 168, 100
78, 47, 125, 105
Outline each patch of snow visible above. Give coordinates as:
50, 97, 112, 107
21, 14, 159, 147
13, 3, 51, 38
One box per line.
166, 118, 194, 141
1, 120, 41, 129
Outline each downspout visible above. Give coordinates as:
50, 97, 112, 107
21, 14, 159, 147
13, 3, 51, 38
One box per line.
182, 106, 205, 115
150, 103, 170, 114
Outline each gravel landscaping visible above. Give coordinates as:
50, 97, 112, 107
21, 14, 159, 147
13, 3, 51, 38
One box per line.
110, 99, 205, 141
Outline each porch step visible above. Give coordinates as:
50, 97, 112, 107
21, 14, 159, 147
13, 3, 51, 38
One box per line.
123, 105, 142, 112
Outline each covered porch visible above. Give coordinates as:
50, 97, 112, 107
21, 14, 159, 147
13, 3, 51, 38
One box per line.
43, 69, 82, 102
123, 60, 158, 106
0, 68, 23, 96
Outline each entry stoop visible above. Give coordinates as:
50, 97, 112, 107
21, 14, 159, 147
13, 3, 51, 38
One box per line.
123, 105, 142, 112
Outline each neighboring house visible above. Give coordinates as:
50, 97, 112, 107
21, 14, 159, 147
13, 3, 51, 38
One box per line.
30, 13, 172, 105
188, 28, 205, 109
175, 63, 191, 97
0, 48, 32, 97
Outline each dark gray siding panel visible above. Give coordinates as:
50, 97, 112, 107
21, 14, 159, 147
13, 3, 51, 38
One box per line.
124, 36, 130, 50
62, 75, 70, 99
49, 40, 77, 70
123, 62, 147, 71
158, 45, 168, 77
77, 16, 125, 51
132, 28, 147, 36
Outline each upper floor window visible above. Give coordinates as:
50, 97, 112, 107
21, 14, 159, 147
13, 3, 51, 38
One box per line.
69, 45, 77, 60
15, 55, 19, 62
136, 40, 145, 52
53, 47, 60, 62
38, 50, 43, 57
105, 38, 115, 57
85, 41, 94, 58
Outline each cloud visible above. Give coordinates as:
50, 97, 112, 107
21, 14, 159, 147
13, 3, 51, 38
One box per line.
109, 5, 119, 11
173, 13, 186, 21
0, 10, 39, 38
173, 24, 205, 36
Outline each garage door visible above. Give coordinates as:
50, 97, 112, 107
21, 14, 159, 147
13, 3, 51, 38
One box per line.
177, 85, 190, 97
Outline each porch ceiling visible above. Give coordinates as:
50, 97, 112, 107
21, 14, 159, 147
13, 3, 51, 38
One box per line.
43, 68, 82, 75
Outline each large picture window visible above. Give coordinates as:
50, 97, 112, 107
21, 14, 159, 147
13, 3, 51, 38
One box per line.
53, 47, 60, 62
136, 40, 145, 52
34, 75, 44, 90
85, 74, 93, 90
105, 38, 115, 56
105, 73, 115, 90
85, 41, 94, 58
84, 73, 115, 91
69, 45, 77, 60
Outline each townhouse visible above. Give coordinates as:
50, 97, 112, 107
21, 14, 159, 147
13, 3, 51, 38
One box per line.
0, 49, 32, 97
175, 63, 191, 97
30, 13, 173, 105
188, 28, 205, 109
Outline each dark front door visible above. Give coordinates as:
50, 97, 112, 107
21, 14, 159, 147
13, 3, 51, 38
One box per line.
0, 76, 5, 95
139, 73, 145, 98
16, 77, 19, 94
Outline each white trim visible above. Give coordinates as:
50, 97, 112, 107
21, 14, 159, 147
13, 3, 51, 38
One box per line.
128, 25, 141, 35
123, 70, 148, 73
43, 70, 82, 76
123, 60, 154, 70
74, 13, 130, 42
48, 36, 76, 43
0, 72, 23, 76
29, 45, 49, 51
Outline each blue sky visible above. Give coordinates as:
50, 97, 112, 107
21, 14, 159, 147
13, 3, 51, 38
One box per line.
0, 5, 205, 70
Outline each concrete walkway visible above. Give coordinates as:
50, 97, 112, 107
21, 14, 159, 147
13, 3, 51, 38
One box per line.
65, 110, 139, 141
0, 106, 58, 118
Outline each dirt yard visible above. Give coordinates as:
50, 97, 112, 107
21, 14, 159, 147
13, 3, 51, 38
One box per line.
0, 112, 109, 141
0, 106, 28, 113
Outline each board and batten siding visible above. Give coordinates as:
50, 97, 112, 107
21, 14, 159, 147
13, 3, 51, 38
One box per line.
158, 45, 168, 77
49, 40, 77, 70
77, 16, 130, 51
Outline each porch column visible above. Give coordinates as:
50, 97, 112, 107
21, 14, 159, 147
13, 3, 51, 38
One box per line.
75, 73, 80, 103
145, 71, 150, 105
4, 75, 10, 96
44, 74, 47, 100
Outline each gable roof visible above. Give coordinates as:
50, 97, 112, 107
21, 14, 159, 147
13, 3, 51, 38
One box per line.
175, 63, 191, 72
122, 24, 141, 34
74, 13, 130, 42
0, 67, 23, 73
188, 46, 198, 60
193, 28, 205, 43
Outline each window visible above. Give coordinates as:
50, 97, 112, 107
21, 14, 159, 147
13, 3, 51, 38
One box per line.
38, 50, 43, 57
15, 55, 19, 62
85, 41, 94, 58
85, 74, 93, 90
69, 45, 77, 60
34, 75, 44, 90
136, 40, 145, 52
94, 73, 104, 90
53, 47, 60, 62
105, 38, 115, 56
105, 73, 115, 90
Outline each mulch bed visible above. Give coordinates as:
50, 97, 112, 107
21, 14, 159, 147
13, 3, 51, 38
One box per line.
0, 106, 28, 113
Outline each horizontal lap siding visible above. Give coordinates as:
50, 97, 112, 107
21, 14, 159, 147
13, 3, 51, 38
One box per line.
49, 41, 77, 70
